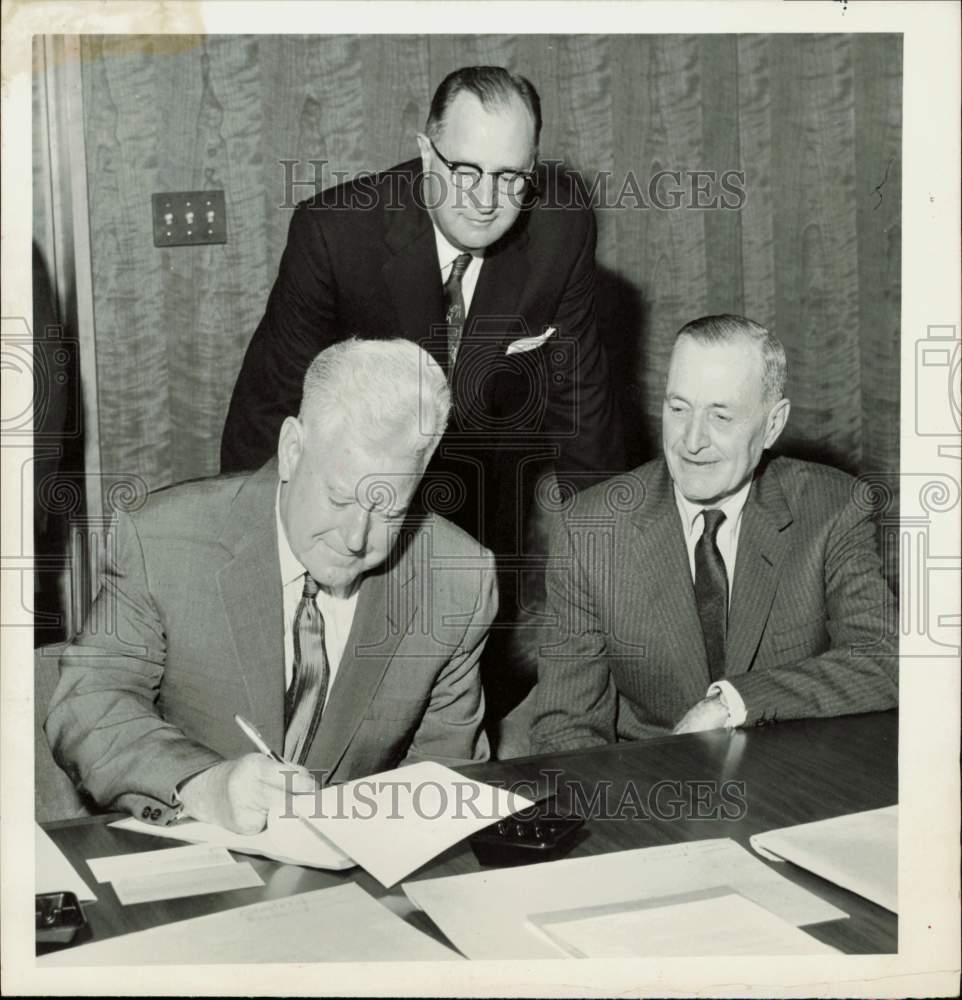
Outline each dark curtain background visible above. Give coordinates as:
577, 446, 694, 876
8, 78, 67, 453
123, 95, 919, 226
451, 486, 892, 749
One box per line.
73, 32, 901, 510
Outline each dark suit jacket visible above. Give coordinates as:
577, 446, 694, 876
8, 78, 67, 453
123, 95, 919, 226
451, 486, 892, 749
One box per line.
45, 462, 495, 826
532, 456, 899, 751
220, 159, 625, 557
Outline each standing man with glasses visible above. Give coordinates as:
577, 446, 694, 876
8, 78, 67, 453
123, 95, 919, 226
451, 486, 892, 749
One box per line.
222, 66, 625, 730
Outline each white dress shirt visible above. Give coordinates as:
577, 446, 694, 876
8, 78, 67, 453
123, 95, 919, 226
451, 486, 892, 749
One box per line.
276, 493, 359, 701
434, 225, 484, 314
672, 480, 753, 726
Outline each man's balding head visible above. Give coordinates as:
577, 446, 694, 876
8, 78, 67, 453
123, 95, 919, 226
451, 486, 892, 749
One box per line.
425, 66, 542, 148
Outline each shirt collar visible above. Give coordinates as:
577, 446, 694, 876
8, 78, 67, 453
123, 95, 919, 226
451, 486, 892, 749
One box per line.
672, 477, 753, 538
433, 224, 483, 271
275, 485, 306, 588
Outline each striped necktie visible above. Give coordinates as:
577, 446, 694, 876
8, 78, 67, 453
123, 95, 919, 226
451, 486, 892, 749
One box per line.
695, 508, 728, 682
283, 573, 330, 765
443, 252, 473, 370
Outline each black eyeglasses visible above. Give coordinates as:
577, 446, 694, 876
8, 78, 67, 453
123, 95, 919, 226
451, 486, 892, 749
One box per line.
427, 137, 535, 195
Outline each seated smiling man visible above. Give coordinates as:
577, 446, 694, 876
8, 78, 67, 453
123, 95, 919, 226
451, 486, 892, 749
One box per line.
532, 314, 898, 751
46, 339, 495, 833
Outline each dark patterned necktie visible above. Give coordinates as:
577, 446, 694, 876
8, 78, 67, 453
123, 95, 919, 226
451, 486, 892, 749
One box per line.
695, 509, 728, 682
283, 573, 330, 765
443, 252, 473, 370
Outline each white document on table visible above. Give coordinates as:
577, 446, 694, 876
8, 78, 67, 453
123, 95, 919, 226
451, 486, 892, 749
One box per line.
403, 837, 848, 960
528, 889, 839, 958
750, 805, 898, 913
111, 862, 264, 905
292, 761, 535, 887
35, 824, 97, 902
110, 801, 355, 871
87, 843, 236, 883
38, 882, 460, 966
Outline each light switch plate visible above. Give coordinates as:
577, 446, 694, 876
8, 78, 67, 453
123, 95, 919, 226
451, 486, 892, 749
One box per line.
152, 190, 227, 247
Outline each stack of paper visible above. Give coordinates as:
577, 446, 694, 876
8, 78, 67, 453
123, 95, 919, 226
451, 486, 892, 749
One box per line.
38, 883, 460, 965
87, 844, 263, 905
750, 805, 898, 913
403, 837, 848, 959
527, 889, 838, 957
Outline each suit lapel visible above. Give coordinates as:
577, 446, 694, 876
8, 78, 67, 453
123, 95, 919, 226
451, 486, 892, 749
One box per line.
305, 530, 418, 780
381, 171, 447, 370
628, 461, 709, 689
726, 464, 794, 676
451, 228, 532, 427
216, 463, 286, 752
465, 227, 530, 339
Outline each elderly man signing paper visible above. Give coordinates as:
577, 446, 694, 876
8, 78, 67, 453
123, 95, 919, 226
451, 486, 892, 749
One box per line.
532, 314, 898, 750
46, 339, 496, 833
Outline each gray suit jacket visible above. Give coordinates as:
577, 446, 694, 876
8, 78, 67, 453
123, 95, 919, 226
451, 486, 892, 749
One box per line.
46, 462, 495, 825
532, 456, 898, 751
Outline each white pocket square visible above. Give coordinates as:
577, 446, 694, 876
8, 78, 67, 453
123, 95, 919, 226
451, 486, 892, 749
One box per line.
505, 327, 556, 356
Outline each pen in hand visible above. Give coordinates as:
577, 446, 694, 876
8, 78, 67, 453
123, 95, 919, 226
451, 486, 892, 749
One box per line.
234, 713, 290, 766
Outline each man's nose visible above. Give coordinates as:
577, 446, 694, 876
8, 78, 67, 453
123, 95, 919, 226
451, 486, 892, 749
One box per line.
469, 173, 499, 212
683, 413, 710, 453
342, 506, 372, 555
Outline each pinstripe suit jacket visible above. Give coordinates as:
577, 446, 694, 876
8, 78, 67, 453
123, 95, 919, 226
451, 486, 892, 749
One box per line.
45, 462, 495, 825
531, 456, 898, 751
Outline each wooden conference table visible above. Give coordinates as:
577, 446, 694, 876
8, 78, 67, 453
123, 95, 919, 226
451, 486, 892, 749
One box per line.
41, 710, 898, 957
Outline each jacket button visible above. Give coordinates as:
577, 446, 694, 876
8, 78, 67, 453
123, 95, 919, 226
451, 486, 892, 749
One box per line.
150, 808, 162, 821
141, 806, 151, 819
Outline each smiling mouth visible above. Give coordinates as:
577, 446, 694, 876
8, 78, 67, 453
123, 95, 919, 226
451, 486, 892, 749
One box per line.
316, 538, 361, 562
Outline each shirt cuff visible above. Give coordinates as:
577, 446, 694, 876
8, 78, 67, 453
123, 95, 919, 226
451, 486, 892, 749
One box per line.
173, 765, 217, 820
167, 790, 186, 821
707, 680, 747, 728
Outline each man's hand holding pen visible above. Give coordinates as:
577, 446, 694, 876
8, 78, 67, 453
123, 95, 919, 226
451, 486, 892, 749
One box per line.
178, 754, 317, 835
178, 714, 316, 834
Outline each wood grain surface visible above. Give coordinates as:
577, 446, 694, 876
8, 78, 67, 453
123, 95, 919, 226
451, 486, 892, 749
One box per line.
73, 34, 901, 499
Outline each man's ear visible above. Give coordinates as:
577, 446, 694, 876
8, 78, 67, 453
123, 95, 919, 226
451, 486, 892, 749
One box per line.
277, 417, 304, 482
415, 132, 432, 171
764, 397, 791, 449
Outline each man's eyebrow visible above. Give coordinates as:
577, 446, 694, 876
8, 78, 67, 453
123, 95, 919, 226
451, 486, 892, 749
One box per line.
496, 154, 537, 173
664, 394, 737, 410
454, 154, 530, 173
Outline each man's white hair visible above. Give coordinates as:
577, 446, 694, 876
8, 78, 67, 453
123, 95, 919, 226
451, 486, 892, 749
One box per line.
674, 313, 787, 403
299, 338, 450, 463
